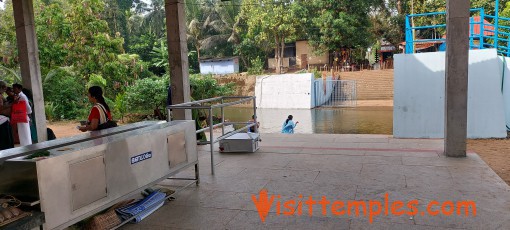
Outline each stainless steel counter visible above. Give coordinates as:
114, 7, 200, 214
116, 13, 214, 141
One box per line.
0, 121, 163, 164
0, 120, 198, 229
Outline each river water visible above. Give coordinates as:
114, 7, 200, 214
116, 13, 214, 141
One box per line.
220, 107, 393, 134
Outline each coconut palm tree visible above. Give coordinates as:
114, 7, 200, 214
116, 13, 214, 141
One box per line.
142, 0, 166, 38
185, 0, 242, 59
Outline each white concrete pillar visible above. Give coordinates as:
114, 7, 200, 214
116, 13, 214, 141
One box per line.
12, 0, 47, 142
444, 0, 470, 157
165, 0, 192, 120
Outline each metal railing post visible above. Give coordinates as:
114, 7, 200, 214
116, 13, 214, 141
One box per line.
253, 97, 257, 133
496, 0, 500, 52
209, 107, 215, 175
481, 8, 485, 49
168, 96, 258, 176
405, 15, 413, 54
470, 17, 474, 49
221, 98, 225, 135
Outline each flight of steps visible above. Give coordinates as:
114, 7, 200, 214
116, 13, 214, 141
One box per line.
339, 69, 394, 100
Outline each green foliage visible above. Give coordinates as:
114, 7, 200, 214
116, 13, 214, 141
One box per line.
298, 0, 376, 53
0, 0, 17, 68
44, 102, 57, 121
42, 68, 87, 120
124, 77, 169, 114
114, 93, 128, 122
87, 74, 107, 89
188, 50, 200, 74
247, 57, 264, 75
240, 0, 300, 73
190, 74, 235, 100
310, 68, 322, 79
0, 64, 21, 83
150, 40, 169, 75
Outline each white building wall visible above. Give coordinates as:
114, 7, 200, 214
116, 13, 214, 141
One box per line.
394, 49, 507, 138
500, 56, 510, 130
199, 60, 238, 74
255, 73, 314, 109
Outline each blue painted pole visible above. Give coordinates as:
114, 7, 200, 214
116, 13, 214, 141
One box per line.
470, 17, 474, 49
405, 16, 413, 54
481, 8, 485, 49
495, 0, 500, 52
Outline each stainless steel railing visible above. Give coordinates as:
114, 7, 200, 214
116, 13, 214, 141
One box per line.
167, 96, 257, 175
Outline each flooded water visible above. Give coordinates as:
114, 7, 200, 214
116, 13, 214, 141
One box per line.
219, 107, 393, 134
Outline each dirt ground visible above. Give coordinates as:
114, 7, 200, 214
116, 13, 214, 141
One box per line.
467, 138, 510, 185
47, 120, 510, 186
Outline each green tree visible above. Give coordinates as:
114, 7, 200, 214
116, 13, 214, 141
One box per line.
142, 0, 167, 38
150, 40, 170, 75
190, 74, 235, 100
0, 0, 18, 68
66, 0, 125, 78
124, 77, 169, 115
42, 68, 87, 120
240, 0, 301, 74
298, 0, 377, 55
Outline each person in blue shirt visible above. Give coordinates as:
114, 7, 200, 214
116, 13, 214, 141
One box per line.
281, 115, 298, 134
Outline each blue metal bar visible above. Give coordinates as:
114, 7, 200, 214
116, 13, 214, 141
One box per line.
480, 8, 485, 49
470, 17, 474, 48
408, 12, 446, 17
408, 8, 481, 17
507, 38, 510, 56
410, 24, 446, 30
405, 15, 413, 54
496, 0, 500, 51
414, 39, 446, 42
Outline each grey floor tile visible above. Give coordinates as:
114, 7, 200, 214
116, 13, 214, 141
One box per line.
224, 210, 288, 230
365, 151, 440, 158
137, 135, 510, 230
197, 176, 269, 193
141, 206, 240, 229
199, 190, 255, 211
237, 168, 320, 183
350, 219, 456, 230
167, 187, 213, 207
362, 155, 403, 165
313, 170, 361, 186
413, 204, 509, 229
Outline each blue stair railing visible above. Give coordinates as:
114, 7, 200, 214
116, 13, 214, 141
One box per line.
405, 1, 510, 56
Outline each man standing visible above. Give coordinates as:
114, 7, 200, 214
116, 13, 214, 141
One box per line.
12, 83, 32, 146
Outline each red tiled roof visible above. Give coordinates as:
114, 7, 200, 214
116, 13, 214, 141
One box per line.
471, 16, 495, 36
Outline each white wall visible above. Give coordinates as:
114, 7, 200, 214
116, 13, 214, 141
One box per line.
255, 73, 314, 109
394, 49, 507, 138
500, 56, 510, 130
199, 60, 238, 74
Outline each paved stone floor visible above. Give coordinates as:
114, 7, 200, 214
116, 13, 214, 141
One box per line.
121, 134, 510, 229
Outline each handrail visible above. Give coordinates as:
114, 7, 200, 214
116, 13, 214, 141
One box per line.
167, 96, 257, 175
405, 6, 510, 56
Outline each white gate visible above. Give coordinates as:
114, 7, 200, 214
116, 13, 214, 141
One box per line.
314, 80, 356, 107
